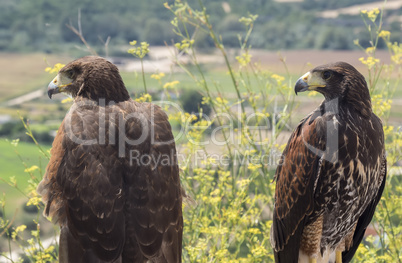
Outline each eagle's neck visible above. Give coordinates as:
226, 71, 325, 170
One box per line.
321, 90, 372, 120
343, 88, 372, 119
326, 75, 372, 118
77, 76, 130, 104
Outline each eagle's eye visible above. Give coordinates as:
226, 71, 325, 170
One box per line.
322, 71, 332, 80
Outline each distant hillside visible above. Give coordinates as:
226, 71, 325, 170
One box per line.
0, 0, 400, 54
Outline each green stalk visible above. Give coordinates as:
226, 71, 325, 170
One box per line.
140, 58, 148, 94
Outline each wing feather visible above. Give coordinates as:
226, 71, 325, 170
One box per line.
39, 101, 125, 262
37, 120, 67, 223
60, 102, 125, 261
342, 153, 386, 263
121, 102, 182, 263
271, 111, 327, 262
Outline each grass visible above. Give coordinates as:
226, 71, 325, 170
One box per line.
0, 139, 54, 255
0, 139, 50, 185
120, 70, 269, 94
0, 139, 50, 214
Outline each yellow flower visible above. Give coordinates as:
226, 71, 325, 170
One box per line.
201, 157, 217, 166
151, 72, 165, 81
24, 165, 39, 173
365, 46, 376, 55
215, 249, 229, 259
383, 125, 394, 135
215, 97, 228, 105
223, 207, 239, 222
237, 179, 251, 189
236, 52, 252, 66
388, 42, 402, 64
45, 63, 65, 74
175, 39, 194, 50
128, 41, 150, 59
135, 93, 152, 102
27, 196, 41, 207
141, 42, 150, 51
367, 8, 380, 22
248, 228, 261, 235
12, 225, 26, 240
27, 187, 42, 206
163, 80, 180, 89
359, 56, 380, 69
250, 245, 268, 258
378, 30, 390, 39
371, 94, 392, 117
271, 74, 285, 83
247, 163, 262, 171
210, 188, 220, 196
265, 220, 273, 229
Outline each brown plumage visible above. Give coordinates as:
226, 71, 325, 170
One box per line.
38, 56, 183, 263
270, 62, 386, 263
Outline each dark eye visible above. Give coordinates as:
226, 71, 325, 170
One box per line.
322, 71, 332, 80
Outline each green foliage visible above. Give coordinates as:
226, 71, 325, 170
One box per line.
166, 1, 289, 261
351, 7, 402, 263
0, 139, 50, 191
0, 137, 55, 262
128, 40, 150, 93
0, 0, 400, 53
1, 1, 401, 262
0, 121, 25, 137
179, 89, 211, 116
0, 121, 55, 144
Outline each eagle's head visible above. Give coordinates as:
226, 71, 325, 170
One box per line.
47, 56, 130, 103
295, 61, 372, 117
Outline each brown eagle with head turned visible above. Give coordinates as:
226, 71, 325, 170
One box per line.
270, 62, 386, 263
37, 56, 183, 263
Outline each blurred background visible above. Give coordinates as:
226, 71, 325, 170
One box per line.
0, 0, 401, 261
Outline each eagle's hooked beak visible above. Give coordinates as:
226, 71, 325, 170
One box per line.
47, 74, 72, 99
295, 71, 326, 95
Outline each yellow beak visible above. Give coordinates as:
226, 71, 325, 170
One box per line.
294, 72, 326, 95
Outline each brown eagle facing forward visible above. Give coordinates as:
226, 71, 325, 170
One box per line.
270, 62, 386, 263
38, 56, 183, 263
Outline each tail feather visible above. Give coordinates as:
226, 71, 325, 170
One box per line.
273, 223, 304, 263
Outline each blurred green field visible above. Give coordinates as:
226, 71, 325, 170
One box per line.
0, 50, 400, 216
0, 53, 73, 102
0, 139, 50, 213
1, 51, 400, 100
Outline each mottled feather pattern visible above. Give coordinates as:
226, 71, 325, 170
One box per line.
271, 62, 386, 263
272, 108, 327, 254
313, 107, 384, 251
